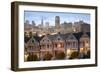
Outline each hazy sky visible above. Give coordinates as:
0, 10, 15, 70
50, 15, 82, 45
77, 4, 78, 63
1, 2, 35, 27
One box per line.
24, 11, 90, 26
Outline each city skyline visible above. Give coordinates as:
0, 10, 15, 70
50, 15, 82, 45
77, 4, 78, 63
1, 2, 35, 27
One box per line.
24, 11, 91, 61
24, 11, 90, 26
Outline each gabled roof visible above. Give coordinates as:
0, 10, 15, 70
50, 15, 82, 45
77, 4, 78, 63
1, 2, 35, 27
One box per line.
66, 33, 77, 40
25, 32, 90, 43
39, 35, 52, 44
81, 33, 89, 38
73, 32, 90, 40
26, 36, 42, 44
54, 34, 64, 41
47, 34, 56, 41
27, 36, 38, 44
73, 32, 83, 40
33, 36, 41, 42
24, 36, 31, 43
59, 33, 69, 40
46, 34, 69, 41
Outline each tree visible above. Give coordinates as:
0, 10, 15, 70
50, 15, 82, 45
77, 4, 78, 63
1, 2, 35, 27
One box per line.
55, 52, 66, 60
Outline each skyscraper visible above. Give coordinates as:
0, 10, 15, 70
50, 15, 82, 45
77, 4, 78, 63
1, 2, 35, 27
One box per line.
25, 20, 29, 24
45, 22, 49, 28
55, 16, 60, 29
32, 21, 36, 26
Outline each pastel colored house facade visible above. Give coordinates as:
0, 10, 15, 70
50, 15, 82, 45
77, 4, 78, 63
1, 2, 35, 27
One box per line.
24, 32, 90, 61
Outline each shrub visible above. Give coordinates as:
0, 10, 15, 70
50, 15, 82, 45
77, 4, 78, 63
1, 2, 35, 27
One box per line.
79, 50, 90, 59
27, 54, 39, 61
43, 53, 53, 60
55, 52, 66, 59
70, 51, 79, 59
86, 50, 90, 58
83, 50, 90, 59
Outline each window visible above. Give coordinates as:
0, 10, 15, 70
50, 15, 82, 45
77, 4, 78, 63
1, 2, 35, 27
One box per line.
83, 41, 85, 46
57, 43, 61, 48
73, 42, 75, 47
55, 44, 57, 48
61, 43, 63, 48
80, 41, 83, 47
47, 40, 49, 42
42, 45, 44, 49
47, 45, 49, 48
58, 38, 60, 40
86, 41, 88, 43
68, 42, 70, 46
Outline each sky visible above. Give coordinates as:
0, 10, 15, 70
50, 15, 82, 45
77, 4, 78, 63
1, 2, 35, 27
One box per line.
24, 11, 90, 26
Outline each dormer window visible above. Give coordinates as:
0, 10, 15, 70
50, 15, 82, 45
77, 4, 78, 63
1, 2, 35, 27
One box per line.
58, 38, 60, 40
32, 39, 34, 43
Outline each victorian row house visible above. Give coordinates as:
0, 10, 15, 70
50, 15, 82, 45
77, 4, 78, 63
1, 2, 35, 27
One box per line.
24, 32, 90, 61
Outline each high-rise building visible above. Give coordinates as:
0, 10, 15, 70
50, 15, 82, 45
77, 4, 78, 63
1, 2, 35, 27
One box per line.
45, 22, 49, 28
25, 20, 29, 24
41, 17, 44, 28
55, 16, 61, 33
55, 16, 60, 29
73, 21, 90, 32
32, 21, 36, 26
61, 22, 73, 33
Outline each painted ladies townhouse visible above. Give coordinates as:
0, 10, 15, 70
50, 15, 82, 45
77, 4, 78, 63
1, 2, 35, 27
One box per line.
24, 32, 90, 61
79, 32, 90, 57
24, 36, 41, 61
